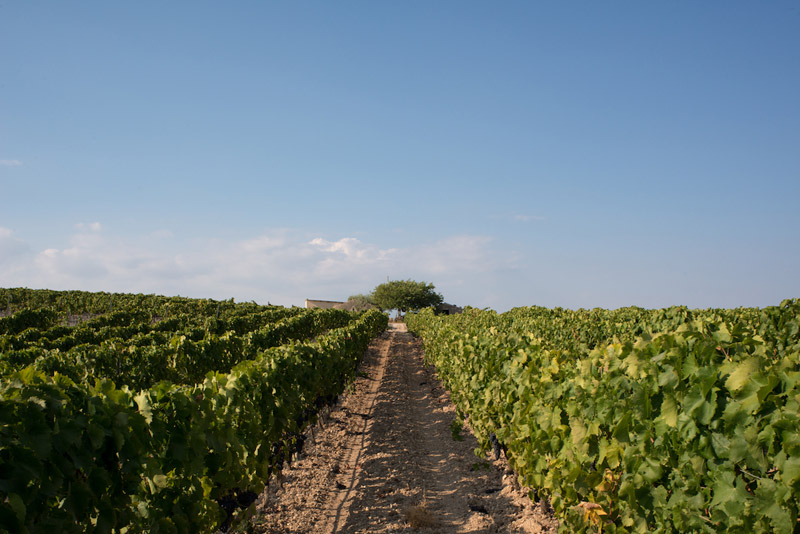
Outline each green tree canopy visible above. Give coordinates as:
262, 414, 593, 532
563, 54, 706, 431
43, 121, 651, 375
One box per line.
341, 294, 378, 312
370, 280, 443, 313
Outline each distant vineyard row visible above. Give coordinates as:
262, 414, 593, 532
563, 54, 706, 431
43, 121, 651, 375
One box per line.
0, 288, 388, 533
0, 287, 262, 319
407, 300, 800, 533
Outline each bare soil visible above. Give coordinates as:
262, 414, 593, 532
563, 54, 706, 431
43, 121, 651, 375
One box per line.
250, 324, 558, 534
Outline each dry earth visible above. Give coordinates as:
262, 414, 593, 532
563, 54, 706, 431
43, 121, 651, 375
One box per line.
250, 323, 558, 534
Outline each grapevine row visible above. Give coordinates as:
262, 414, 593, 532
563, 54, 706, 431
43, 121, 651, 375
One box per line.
407, 301, 800, 533
1, 308, 353, 390
0, 289, 388, 533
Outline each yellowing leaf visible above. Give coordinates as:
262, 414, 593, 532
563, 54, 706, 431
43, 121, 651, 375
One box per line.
576, 501, 607, 526
725, 358, 760, 392
660, 395, 678, 428
595, 479, 611, 492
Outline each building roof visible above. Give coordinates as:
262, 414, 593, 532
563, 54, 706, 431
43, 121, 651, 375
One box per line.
305, 299, 346, 309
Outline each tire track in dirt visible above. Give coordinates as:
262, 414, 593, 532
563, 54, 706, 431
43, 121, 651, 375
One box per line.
324, 327, 390, 533
252, 328, 393, 534
251, 323, 557, 533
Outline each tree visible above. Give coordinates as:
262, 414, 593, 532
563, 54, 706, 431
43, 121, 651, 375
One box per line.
339, 294, 378, 312
370, 280, 443, 313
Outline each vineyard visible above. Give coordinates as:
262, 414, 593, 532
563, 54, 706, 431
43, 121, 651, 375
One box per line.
406, 301, 800, 533
0, 288, 388, 533
3, 288, 799, 533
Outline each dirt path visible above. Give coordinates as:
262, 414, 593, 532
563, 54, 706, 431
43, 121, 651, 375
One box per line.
251, 324, 557, 533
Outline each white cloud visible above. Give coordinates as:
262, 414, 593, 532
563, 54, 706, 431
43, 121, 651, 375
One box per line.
0, 226, 510, 308
310, 237, 357, 255
308, 237, 398, 280
75, 222, 102, 232
0, 160, 22, 167
239, 234, 287, 252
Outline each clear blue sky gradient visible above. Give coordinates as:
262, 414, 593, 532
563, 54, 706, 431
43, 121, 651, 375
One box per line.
2, 2, 798, 310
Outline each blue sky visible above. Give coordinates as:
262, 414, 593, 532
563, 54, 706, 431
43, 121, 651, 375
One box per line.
1, 2, 798, 311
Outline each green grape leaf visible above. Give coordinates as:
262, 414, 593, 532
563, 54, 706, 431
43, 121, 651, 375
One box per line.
724, 358, 760, 393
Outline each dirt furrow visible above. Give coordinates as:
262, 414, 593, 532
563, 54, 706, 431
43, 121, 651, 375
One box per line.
251, 324, 557, 533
